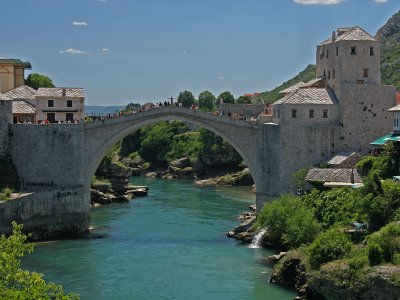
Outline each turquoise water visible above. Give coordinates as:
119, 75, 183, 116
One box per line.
23, 178, 295, 300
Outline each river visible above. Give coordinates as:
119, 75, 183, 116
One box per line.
23, 178, 295, 300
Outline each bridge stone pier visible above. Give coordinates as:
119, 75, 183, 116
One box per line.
4, 107, 296, 239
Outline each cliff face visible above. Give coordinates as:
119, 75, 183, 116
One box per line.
305, 266, 400, 300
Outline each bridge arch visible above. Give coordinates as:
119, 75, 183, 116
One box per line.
83, 107, 260, 195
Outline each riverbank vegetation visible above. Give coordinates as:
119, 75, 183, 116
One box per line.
256, 143, 400, 297
0, 222, 78, 299
0, 188, 13, 201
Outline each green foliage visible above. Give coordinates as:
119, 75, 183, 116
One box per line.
236, 96, 252, 104
367, 242, 384, 266
257, 195, 321, 249
302, 188, 366, 229
393, 253, 400, 265
0, 222, 78, 299
308, 228, 352, 269
348, 256, 368, 271
292, 166, 310, 190
367, 222, 400, 264
258, 64, 316, 104
198, 91, 216, 111
217, 91, 235, 105
95, 142, 121, 177
177, 90, 196, 108
166, 131, 202, 162
25, 73, 55, 89
120, 130, 142, 157
0, 188, 13, 201
139, 121, 188, 165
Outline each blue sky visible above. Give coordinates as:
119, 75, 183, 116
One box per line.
1, 0, 399, 105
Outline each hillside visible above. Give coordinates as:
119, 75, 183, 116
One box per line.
377, 10, 400, 90
257, 64, 316, 104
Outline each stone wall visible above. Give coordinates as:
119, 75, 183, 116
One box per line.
219, 103, 265, 117
10, 123, 85, 187
0, 187, 90, 240
0, 101, 12, 158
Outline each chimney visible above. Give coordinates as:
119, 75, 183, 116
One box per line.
62, 88, 66, 97
332, 31, 336, 42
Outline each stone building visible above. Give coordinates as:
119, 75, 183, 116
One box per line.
0, 57, 31, 94
34, 87, 85, 123
269, 26, 396, 191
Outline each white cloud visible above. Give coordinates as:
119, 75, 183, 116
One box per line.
59, 48, 89, 55
100, 48, 109, 52
217, 76, 224, 80
98, 0, 107, 2
293, 0, 344, 4
72, 21, 88, 26
183, 51, 188, 55
373, 0, 388, 3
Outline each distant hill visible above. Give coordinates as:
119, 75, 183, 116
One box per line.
85, 105, 125, 115
257, 64, 316, 104
377, 10, 400, 90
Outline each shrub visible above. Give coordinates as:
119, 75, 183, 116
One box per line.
257, 194, 321, 249
308, 228, 352, 269
393, 253, 400, 265
349, 256, 369, 271
367, 242, 384, 266
368, 222, 400, 263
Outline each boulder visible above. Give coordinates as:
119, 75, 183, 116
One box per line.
107, 162, 132, 178
169, 157, 190, 169
145, 172, 159, 178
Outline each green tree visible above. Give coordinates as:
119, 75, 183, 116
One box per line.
236, 95, 252, 104
308, 228, 352, 269
256, 194, 321, 249
198, 91, 215, 111
177, 90, 196, 108
25, 73, 55, 89
0, 222, 78, 299
217, 91, 235, 105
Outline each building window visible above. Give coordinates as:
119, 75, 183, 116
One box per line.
309, 109, 314, 118
0, 100, 3, 106
336, 47, 339, 56
291, 109, 297, 118
48, 100, 54, 107
66, 113, 74, 122
333, 70, 335, 79
370, 47, 374, 56
326, 50, 329, 58
67, 100, 73, 107
363, 68, 369, 78
357, 80, 364, 84
323, 69, 326, 77
328, 71, 331, 79
350, 47, 356, 55
323, 110, 328, 118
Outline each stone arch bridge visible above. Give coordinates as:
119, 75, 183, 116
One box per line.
5, 106, 303, 238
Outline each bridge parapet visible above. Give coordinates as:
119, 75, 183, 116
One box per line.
84, 106, 257, 130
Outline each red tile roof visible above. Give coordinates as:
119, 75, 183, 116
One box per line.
396, 91, 400, 104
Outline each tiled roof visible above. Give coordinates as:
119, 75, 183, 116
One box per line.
3, 85, 36, 100
279, 82, 306, 94
0, 57, 32, 69
302, 77, 326, 88
36, 87, 85, 98
273, 88, 337, 105
319, 27, 375, 46
0, 93, 10, 100
12, 100, 36, 114
388, 104, 400, 112
306, 168, 362, 183
327, 151, 361, 166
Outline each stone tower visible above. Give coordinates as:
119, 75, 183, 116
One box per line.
0, 58, 31, 94
316, 26, 395, 151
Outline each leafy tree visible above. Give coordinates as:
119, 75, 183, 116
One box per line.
217, 91, 235, 105
367, 222, 400, 263
25, 73, 55, 89
0, 222, 78, 299
257, 194, 321, 249
308, 228, 352, 269
236, 95, 252, 104
139, 121, 188, 165
166, 131, 202, 161
292, 166, 310, 190
198, 91, 215, 111
177, 90, 196, 108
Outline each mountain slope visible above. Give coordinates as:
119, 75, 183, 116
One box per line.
377, 10, 400, 90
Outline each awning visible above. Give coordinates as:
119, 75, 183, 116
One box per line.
370, 133, 400, 146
